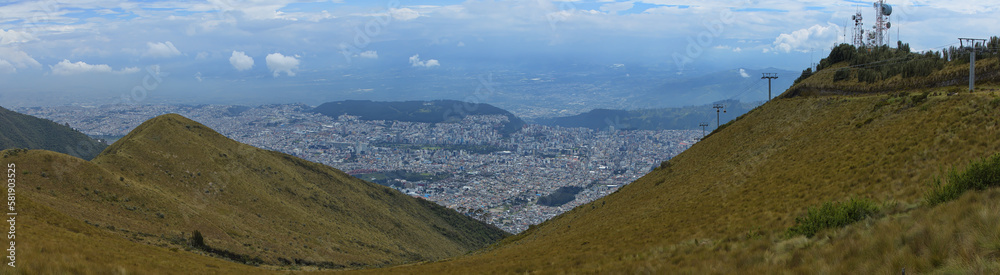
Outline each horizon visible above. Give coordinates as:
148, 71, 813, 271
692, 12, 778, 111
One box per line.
1, 0, 997, 109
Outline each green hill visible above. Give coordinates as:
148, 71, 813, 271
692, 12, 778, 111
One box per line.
536, 100, 759, 131
3, 113, 507, 273
311, 100, 525, 135
0, 105, 106, 160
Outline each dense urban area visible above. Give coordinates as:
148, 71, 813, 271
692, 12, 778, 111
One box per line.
17, 103, 700, 233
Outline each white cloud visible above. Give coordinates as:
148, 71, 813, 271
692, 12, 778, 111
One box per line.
739, 68, 750, 78
409, 54, 440, 68
457, 41, 465, 47
358, 50, 378, 59
195, 52, 210, 60
0, 60, 15, 74
0, 29, 35, 44
265, 53, 299, 77
389, 8, 420, 21
600, 1, 634, 14
771, 23, 841, 53
229, 51, 254, 71
0, 47, 41, 73
50, 59, 139, 75
195, 72, 203, 82
145, 41, 181, 58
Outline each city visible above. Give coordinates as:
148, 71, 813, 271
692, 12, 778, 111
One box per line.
17, 103, 700, 233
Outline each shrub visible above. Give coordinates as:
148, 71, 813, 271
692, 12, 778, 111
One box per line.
190, 230, 206, 248
787, 198, 879, 237
910, 91, 930, 105
833, 69, 851, 82
925, 153, 1000, 206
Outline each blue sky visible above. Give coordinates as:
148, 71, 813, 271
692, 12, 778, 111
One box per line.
0, 0, 997, 106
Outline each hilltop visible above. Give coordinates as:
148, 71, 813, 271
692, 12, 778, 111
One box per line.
362, 43, 1000, 273
0, 105, 106, 160
311, 100, 525, 135
5, 113, 507, 273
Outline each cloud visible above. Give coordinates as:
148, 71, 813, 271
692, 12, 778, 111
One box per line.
389, 8, 420, 21
0, 29, 35, 44
195, 72, 203, 82
771, 23, 841, 53
145, 41, 181, 58
50, 59, 139, 75
0, 47, 41, 73
600, 1, 635, 14
195, 52, 210, 60
358, 50, 378, 59
457, 41, 465, 47
739, 68, 750, 78
409, 54, 440, 68
265, 53, 299, 77
229, 51, 254, 71
0, 60, 15, 74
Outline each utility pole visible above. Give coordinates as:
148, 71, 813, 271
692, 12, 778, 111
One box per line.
713, 104, 726, 128
762, 73, 779, 100
699, 122, 709, 138
959, 38, 987, 92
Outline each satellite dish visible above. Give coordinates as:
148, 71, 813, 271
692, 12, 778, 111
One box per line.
886, 22, 891, 29
852, 15, 856, 20
880, 4, 892, 16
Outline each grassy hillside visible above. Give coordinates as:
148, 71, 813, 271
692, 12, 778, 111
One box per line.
0, 106, 106, 160
361, 84, 1000, 273
2, 113, 506, 273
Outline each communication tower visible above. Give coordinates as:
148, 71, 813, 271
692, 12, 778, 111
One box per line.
867, 0, 892, 47
851, 9, 864, 47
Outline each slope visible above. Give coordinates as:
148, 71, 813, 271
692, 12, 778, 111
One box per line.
0, 105, 106, 160
5, 113, 507, 272
364, 85, 1000, 273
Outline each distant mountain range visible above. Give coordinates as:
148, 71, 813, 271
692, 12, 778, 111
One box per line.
536, 100, 759, 131
9, 113, 507, 269
311, 100, 525, 135
0, 105, 106, 160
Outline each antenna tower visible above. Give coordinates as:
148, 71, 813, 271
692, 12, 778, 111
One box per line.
868, 0, 892, 47
852, 8, 865, 47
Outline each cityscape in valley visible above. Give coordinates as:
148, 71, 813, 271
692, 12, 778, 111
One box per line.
17, 103, 699, 233
3, 0, 1000, 273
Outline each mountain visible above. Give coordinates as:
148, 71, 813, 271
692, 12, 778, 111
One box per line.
536, 100, 759, 131
366, 47, 1000, 273
6, 113, 507, 272
0, 105, 107, 160
642, 68, 797, 107
311, 100, 525, 135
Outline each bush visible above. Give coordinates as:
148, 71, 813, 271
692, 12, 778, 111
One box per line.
833, 69, 851, 82
787, 198, 879, 237
190, 230, 206, 248
910, 91, 930, 105
925, 153, 1000, 206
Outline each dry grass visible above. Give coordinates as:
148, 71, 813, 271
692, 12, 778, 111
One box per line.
1, 113, 506, 273
362, 86, 1000, 273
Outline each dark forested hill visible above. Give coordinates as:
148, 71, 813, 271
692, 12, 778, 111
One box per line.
0, 105, 106, 160
311, 100, 524, 135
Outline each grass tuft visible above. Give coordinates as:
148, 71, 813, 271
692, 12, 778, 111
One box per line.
925, 153, 1000, 206
787, 198, 879, 238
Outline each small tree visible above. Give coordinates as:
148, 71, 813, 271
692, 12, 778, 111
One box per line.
191, 230, 206, 249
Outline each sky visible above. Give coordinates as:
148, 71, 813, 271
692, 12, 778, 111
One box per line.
0, 0, 998, 106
